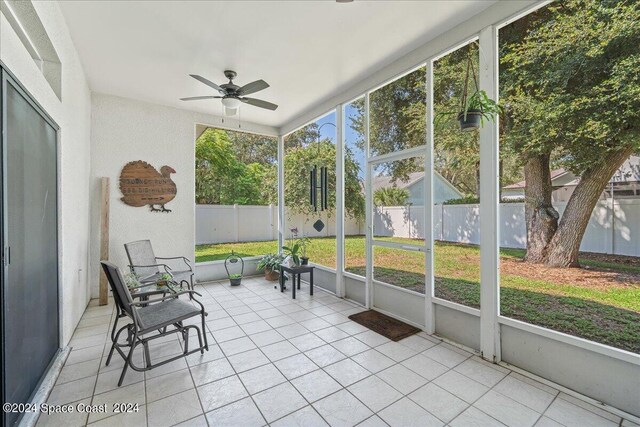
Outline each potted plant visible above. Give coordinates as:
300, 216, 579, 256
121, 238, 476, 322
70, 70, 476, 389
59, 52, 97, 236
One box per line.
257, 253, 284, 281
435, 52, 501, 132
282, 243, 301, 266
456, 90, 501, 131
282, 227, 302, 266
229, 273, 242, 286
225, 252, 244, 286
124, 272, 141, 293
156, 273, 172, 288
296, 237, 311, 265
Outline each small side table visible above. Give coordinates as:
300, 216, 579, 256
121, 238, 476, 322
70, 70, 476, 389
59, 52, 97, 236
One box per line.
279, 265, 314, 299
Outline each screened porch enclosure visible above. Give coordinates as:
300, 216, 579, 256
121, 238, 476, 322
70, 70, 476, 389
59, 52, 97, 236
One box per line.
194, 1, 639, 419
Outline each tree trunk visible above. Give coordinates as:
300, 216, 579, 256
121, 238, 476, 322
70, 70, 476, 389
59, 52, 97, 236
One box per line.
544, 147, 634, 267
523, 153, 559, 263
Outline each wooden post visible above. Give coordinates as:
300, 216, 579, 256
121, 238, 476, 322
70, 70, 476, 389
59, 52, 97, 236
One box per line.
99, 177, 110, 306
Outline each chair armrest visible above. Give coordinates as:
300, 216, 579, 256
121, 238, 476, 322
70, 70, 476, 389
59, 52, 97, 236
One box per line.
128, 290, 203, 306
129, 263, 173, 280
156, 256, 193, 271
127, 290, 207, 331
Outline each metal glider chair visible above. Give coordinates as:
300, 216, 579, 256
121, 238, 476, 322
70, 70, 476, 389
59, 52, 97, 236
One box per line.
101, 261, 208, 386
124, 239, 194, 294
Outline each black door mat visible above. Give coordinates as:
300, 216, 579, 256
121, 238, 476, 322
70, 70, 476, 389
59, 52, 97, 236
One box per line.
349, 310, 421, 342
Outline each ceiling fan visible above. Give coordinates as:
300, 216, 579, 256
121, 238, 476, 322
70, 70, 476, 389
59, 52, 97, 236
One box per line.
180, 70, 278, 114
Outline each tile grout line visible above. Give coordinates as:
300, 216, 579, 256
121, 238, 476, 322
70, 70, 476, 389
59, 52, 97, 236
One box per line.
199, 279, 346, 426
115, 281, 441, 425
61, 277, 626, 427
207, 280, 406, 425
201, 282, 275, 426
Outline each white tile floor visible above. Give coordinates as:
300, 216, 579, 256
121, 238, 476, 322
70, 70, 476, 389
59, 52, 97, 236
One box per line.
37, 276, 636, 427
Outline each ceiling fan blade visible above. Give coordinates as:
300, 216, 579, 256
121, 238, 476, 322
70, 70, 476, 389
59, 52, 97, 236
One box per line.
189, 74, 225, 93
179, 95, 222, 101
237, 79, 269, 96
241, 97, 278, 111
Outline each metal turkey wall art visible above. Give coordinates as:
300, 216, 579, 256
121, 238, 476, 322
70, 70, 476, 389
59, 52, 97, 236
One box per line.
119, 161, 177, 213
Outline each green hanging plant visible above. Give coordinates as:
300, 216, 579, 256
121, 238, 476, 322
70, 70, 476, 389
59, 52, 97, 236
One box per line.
435, 50, 501, 131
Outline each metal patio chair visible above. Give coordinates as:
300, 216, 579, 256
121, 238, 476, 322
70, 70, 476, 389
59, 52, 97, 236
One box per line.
124, 239, 194, 293
100, 261, 208, 386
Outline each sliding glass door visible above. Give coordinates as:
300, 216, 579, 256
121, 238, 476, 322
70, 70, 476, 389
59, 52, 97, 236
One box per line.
1, 69, 59, 426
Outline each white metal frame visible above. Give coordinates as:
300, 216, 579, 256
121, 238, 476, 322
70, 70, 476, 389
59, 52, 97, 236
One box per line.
273, 1, 640, 392
368, 148, 427, 250
277, 135, 285, 251
424, 59, 436, 334
478, 25, 501, 363
335, 103, 345, 297
364, 93, 373, 308
340, 95, 367, 286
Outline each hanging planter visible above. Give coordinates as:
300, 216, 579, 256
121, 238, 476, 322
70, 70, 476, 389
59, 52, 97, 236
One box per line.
457, 109, 482, 131
435, 48, 501, 132
224, 252, 244, 286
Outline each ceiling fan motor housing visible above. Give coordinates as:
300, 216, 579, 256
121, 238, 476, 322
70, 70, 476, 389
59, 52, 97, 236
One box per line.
181, 70, 278, 111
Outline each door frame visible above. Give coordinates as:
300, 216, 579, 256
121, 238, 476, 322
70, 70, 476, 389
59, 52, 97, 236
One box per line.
0, 63, 62, 425
365, 141, 433, 323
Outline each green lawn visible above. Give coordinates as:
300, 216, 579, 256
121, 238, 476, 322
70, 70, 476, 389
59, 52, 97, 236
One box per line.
196, 236, 640, 353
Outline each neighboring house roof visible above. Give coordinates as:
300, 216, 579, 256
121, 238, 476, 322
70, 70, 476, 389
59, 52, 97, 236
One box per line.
502, 156, 640, 190
503, 168, 570, 190
372, 171, 462, 196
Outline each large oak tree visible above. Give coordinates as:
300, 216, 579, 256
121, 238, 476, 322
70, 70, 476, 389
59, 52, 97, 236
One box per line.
352, 0, 639, 268
500, 0, 640, 266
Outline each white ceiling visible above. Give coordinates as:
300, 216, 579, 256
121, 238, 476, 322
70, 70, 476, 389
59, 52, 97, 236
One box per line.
58, 0, 495, 129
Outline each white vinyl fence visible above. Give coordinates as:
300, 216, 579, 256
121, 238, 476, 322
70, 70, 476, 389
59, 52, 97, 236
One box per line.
196, 199, 640, 257
196, 204, 364, 245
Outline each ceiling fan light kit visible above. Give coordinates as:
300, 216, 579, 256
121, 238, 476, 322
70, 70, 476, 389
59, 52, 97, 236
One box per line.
180, 70, 278, 116
221, 97, 242, 109
223, 107, 238, 117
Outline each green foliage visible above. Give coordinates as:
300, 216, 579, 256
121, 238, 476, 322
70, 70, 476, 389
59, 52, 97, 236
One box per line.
443, 196, 480, 205
464, 90, 502, 124
349, 0, 639, 198
257, 253, 285, 272
348, 45, 504, 196
226, 130, 278, 164
195, 128, 277, 205
195, 238, 640, 352
373, 187, 410, 206
195, 124, 364, 218
499, 0, 640, 175
351, 69, 427, 180
284, 140, 335, 217
281, 243, 301, 266
124, 272, 140, 289
284, 123, 365, 220
435, 89, 502, 128
229, 273, 242, 279
296, 237, 311, 258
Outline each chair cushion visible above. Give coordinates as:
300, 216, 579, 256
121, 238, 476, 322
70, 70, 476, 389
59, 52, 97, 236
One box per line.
135, 298, 200, 331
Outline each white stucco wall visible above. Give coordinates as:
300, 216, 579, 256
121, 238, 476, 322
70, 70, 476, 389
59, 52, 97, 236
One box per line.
89, 94, 277, 297
1, 2, 92, 345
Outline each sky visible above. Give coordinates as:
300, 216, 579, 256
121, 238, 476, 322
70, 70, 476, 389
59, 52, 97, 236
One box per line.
314, 103, 366, 180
